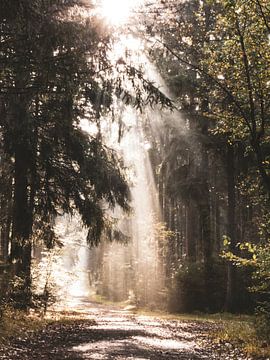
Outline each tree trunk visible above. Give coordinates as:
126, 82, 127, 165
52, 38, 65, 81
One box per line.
0, 154, 13, 262
224, 143, 237, 312
187, 203, 197, 261
1, 208, 12, 262
252, 138, 270, 196
199, 109, 214, 308
199, 192, 213, 300
10, 133, 33, 308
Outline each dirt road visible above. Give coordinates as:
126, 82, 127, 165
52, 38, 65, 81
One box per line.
0, 299, 248, 359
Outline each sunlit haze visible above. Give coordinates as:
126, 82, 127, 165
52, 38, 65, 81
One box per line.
100, 0, 143, 25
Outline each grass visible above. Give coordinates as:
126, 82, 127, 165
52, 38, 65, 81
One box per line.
0, 306, 48, 344
138, 309, 270, 358
214, 317, 270, 358
135, 308, 247, 321
91, 293, 127, 308
0, 305, 96, 345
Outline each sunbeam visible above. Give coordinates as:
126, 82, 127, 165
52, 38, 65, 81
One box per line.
100, 0, 143, 25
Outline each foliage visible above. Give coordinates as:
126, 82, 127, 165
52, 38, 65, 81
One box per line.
255, 302, 270, 343
222, 239, 270, 341
0, 0, 174, 252
0, 0, 175, 307
146, 0, 270, 192
215, 316, 270, 358
0, 307, 47, 345
168, 260, 227, 313
135, 0, 270, 316
31, 250, 60, 316
0, 0, 269, 324
252, 245, 270, 343
0, 0, 131, 244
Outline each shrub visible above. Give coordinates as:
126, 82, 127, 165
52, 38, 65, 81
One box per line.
168, 260, 227, 313
254, 302, 270, 343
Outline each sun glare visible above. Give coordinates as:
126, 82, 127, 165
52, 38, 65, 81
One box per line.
100, 0, 142, 25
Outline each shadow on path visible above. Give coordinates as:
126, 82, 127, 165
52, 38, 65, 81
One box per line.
0, 301, 236, 359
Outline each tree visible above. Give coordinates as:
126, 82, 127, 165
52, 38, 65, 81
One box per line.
136, 0, 270, 312
0, 0, 173, 307
0, 0, 129, 306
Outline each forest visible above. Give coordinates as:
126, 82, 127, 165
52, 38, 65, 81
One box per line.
0, 0, 270, 359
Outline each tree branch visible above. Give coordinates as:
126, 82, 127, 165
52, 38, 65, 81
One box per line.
256, 0, 270, 34
235, 18, 257, 138
154, 38, 253, 134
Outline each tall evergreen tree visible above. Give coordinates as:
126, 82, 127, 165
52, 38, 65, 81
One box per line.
0, 0, 129, 306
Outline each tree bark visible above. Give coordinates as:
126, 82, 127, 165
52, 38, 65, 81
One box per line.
186, 203, 197, 262
10, 102, 34, 308
225, 143, 237, 312
252, 138, 270, 195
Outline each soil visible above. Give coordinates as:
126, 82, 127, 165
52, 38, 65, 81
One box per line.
0, 298, 250, 359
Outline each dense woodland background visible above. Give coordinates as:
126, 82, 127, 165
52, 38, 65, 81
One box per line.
0, 0, 270, 343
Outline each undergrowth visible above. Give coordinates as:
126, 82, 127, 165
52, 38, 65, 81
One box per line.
91, 294, 127, 308
215, 317, 270, 359
0, 305, 95, 345
0, 307, 47, 344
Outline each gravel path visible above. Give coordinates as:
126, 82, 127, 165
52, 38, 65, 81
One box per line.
0, 299, 249, 359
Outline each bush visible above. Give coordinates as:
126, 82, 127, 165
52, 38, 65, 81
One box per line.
168, 262, 204, 312
168, 260, 227, 313
254, 302, 270, 343
223, 241, 270, 340
251, 244, 270, 343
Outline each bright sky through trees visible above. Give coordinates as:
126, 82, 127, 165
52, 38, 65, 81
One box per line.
100, 0, 143, 24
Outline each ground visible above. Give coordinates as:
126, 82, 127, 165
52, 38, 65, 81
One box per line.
0, 298, 251, 359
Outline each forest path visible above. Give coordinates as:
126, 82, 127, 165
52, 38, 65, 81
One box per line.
1, 298, 246, 360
